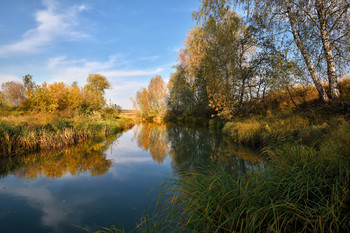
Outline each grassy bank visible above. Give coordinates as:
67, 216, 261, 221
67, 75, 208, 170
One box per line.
154, 134, 350, 232
85, 80, 350, 232
0, 112, 134, 156
116, 117, 349, 233
90, 104, 350, 233
222, 104, 349, 148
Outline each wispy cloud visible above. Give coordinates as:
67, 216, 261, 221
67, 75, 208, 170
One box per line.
46, 55, 163, 108
103, 68, 163, 78
138, 55, 161, 61
46, 55, 162, 84
0, 0, 89, 57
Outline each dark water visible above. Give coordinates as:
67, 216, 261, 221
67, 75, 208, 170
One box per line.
0, 124, 262, 233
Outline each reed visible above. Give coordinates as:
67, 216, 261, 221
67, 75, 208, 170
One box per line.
0, 117, 134, 156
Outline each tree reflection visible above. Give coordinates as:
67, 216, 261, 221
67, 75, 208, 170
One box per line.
133, 124, 169, 163
0, 135, 118, 181
0, 125, 263, 181
133, 123, 262, 174
167, 126, 263, 175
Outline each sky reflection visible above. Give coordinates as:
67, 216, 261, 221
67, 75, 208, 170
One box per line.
0, 124, 261, 233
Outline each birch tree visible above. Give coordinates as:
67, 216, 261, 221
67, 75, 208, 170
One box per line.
198, 0, 350, 102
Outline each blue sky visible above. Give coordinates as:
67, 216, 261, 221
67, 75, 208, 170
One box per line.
0, 0, 199, 109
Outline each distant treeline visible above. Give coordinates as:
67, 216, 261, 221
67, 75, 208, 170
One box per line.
0, 74, 121, 116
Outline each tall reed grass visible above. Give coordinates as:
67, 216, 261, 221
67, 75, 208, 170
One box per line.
0, 117, 134, 156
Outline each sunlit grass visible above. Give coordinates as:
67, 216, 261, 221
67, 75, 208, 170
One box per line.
0, 115, 134, 156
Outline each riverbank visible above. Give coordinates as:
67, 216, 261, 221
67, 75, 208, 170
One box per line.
106, 104, 350, 233
154, 136, 350, 232
0, 112, 135, 156
157, 108, 350, 232
222, 103, 350, 148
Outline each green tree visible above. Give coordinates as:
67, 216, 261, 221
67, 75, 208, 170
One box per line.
85, 74, 111, 94
168, 65, 194, 115
178, 8, 259, 119
82, 74, 111, 113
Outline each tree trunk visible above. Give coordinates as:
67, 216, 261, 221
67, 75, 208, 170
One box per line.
239, 76, 246, 105
315, 0, 340, 100
286, 4, 330, 103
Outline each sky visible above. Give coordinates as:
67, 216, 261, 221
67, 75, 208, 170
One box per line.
0, 0, 199, 109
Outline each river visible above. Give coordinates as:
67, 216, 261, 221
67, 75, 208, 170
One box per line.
0, 124, 262, 233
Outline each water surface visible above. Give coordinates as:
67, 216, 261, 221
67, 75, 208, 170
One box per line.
0, 124, 261, 232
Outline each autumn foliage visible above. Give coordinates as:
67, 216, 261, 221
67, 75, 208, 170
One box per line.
1, 73, 115, 115
132, 75, 167, 123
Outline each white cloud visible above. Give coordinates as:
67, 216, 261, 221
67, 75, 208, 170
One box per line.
46, 56, 162, 84
108, 81, 147, 94
45, 56, 163, 109
0, 54, 165, 108
0, 74, 22, 84
0, 0, 88, 57
103, 68, 163, 78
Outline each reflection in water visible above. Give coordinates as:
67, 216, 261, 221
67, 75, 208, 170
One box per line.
167, 126, 262, 175
0, 135, 119, 181
0, 124, 261, 181
133, 124, 262, 174
0, 124, 262, 233
132, 124, 169, 164
0, 183, 79, 231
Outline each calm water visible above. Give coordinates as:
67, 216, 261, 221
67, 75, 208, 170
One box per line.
0, 124, 261, 233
